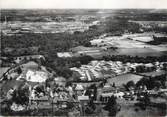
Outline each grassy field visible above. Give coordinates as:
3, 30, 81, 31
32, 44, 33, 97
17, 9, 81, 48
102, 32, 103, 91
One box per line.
107, 73, 143, 86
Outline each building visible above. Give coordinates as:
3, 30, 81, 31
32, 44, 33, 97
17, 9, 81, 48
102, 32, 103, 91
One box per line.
16, 69, 48, 83
57, 52, 73, 58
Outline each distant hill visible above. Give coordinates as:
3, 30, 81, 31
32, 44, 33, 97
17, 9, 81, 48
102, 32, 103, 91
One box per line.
149, 9, 167, 13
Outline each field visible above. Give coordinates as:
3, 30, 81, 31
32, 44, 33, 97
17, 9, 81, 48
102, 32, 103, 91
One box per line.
90, 33, 167, 57
132, 36, 153, 42
107, 73, 143, 86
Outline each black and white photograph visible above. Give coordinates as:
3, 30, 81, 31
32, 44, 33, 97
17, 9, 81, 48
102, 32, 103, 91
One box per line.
0, 0, 167, 116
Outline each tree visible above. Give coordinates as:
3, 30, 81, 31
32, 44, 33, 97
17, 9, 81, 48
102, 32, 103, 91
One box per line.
125, 80, 135, 91
154, 81, 162, 89
85, 99, 96, 114
162, 63, 167, 71
12, 83, 30, 105
55, 67, 73, 78
103, 96, 118, 116
88, 84, 97, 100
17, 67, 22, 74
142, 93, 150, 109
136, 77, 149, 88
78, 55, 94, 65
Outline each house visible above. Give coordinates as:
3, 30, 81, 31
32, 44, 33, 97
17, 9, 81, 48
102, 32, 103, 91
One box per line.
78, 96, 89, 101
74, 84, 84, 96
144, 63, 156, 72
114, 92, 125, 99
16, 69, 48, 83
57, 52, 73, 58
99, 83, 119, 102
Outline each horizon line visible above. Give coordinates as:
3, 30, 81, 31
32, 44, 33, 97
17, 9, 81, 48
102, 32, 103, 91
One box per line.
1, 8, 167, 10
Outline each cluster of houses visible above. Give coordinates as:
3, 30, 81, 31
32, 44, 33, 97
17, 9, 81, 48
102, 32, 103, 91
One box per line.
70, 60, 166, 81
0, 57, 167, 116
1, 15, 100, 36
129, 20, 167, 29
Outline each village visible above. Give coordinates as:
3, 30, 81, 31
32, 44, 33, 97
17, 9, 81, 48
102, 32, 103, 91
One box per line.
0, 15, 101, 35
0, 52, 167, 116
1, 9, 167, 117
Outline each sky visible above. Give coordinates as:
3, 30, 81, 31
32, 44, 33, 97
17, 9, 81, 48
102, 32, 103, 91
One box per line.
0, 0, 167, 9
